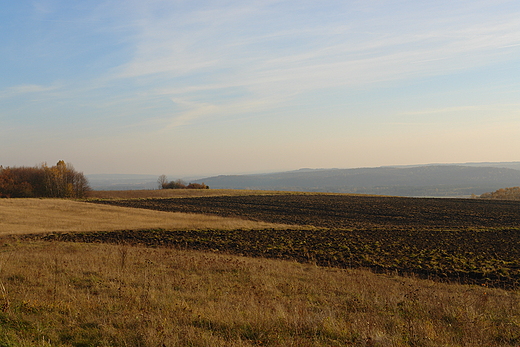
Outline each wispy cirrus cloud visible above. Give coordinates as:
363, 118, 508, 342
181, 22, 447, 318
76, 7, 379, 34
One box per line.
85, 0, 517, 132
0, 84, 60, 99
111, 1, 520, 95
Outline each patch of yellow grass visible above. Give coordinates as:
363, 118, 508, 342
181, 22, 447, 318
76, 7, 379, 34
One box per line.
0, 198, 286, 235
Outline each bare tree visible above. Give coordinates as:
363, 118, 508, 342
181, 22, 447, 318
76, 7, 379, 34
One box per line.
157, 175, 168, 189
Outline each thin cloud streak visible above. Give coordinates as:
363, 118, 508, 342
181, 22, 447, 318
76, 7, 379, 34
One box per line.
0, 84, 61, 99
400, 104, 520, 116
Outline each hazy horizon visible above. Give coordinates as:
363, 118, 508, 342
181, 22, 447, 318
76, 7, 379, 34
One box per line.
2, 1, 519, 177
83, 160, 520, 179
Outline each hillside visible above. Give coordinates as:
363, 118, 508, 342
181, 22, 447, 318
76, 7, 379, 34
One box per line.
85, 162, 520, 197
192, 165, 520, 196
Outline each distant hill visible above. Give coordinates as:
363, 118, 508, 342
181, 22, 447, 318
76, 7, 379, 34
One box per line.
192, 164, 520, 197
386, 161, 520, 171
86, 162, 520, 196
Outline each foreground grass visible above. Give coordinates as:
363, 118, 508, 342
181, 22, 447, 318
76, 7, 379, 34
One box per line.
0, 199, 285, 236
0, 241, 519, 346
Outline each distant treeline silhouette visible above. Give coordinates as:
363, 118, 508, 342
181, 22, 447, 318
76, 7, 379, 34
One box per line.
480, 187, 520, 200
0, 161, 90, 198
157, 175, 208, 190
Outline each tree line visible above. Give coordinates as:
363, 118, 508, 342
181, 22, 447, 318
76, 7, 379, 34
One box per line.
480, 187, 520, 200
157, 175, 209, 190
0, 161, 91, 198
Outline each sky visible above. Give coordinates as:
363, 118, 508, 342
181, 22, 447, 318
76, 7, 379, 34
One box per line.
1, 0, 520, 177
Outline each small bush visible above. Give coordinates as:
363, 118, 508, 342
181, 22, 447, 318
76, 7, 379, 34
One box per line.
159, 176, 209, 190
186, 183, 209, 189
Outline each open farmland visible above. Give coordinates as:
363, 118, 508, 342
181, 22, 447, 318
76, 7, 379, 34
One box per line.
91, 194, 520, 229
4, 193, 520, 345
67, 194, 520, 288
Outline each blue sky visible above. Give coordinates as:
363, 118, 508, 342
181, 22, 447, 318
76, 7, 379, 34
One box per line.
1, 0, 519, 176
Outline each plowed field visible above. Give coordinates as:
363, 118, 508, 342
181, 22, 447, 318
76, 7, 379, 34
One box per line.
92, 194, 520, 229
40, 194, 520, 288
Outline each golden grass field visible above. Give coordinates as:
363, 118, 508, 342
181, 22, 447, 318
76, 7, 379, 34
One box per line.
0, 198, 287, 235
1, 192, 520, 346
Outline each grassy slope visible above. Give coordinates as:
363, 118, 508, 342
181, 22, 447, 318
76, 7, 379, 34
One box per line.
0, 198, 286, 235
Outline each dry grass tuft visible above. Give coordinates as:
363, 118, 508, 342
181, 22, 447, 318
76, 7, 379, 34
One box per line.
0, 241, 519, 346
0, 198, 287, 235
